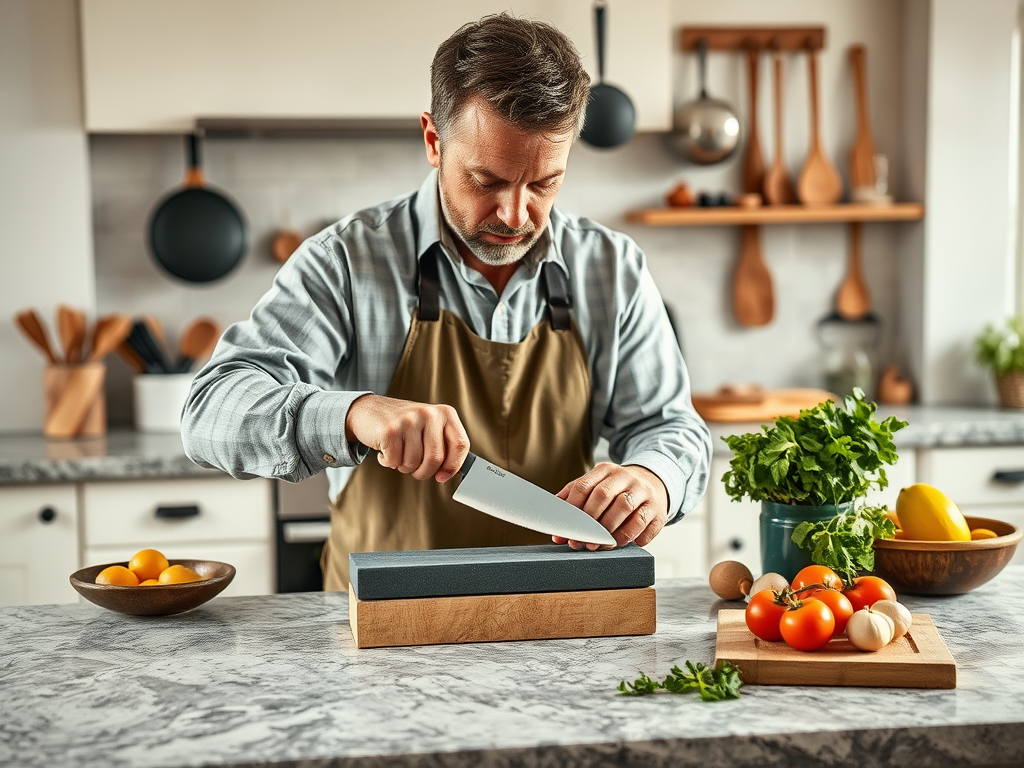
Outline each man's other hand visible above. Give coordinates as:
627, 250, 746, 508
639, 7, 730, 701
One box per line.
553, 463, 669, 550
345, 395, 470, 483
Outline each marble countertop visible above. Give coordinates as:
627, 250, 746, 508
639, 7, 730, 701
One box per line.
3, 569, 1024, 768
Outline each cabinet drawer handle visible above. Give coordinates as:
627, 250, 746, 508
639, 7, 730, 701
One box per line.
992, 470, 1024, 485
155, 504, 201, 519
38, 506, 57, 524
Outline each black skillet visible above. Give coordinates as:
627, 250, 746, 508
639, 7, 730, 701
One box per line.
148, 134, 247, 283
579, 0, 635, 149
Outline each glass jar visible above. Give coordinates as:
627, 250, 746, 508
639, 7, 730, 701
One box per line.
816, 313, 880, 399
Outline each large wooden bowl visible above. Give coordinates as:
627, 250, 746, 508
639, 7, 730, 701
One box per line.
70, 559, 235, 616
873, 516, 1022, 595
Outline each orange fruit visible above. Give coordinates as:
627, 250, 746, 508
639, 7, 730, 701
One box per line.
95, 565, 140, 586
970, 528, 999, 540
158, 564, 202, 584
128, 549, 169, 582
139, 579, 161, 586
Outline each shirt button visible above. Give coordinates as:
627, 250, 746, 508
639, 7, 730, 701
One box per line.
496, 302, 505, 315
323, 453, 336, 464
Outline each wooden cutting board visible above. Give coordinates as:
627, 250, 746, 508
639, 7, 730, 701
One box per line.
692, 388, 835, 423
714, 609, 956, 689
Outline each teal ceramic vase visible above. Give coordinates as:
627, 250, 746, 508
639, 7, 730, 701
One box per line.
759, 501, 854, 581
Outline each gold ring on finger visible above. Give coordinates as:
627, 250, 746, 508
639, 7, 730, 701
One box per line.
623, 491, 636, 511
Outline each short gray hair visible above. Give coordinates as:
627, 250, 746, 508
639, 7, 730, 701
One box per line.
429, 13, 591, 141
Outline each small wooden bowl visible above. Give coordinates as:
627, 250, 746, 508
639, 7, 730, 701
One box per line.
69, 559, 235, 616
873, 516, 1022, 595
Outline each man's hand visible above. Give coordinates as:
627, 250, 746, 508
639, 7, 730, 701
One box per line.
345, 395, 470, 483
553, 463, 669, 550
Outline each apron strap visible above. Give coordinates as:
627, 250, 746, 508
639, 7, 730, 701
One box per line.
418, 248, 572, 331
418, 248, 441, 322
542, 262, 572, 331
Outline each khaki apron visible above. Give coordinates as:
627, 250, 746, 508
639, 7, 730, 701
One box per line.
321, 247, 593, 590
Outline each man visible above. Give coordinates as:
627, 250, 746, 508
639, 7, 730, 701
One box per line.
181, 13, 711, 590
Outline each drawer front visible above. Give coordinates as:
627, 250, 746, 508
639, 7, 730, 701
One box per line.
642, 500, 708, 579
0, 485, 79, 606
83, 478, 272, 548
84, 540, 274, 596
917, 446, 1024, 505
708, 457, 762, 574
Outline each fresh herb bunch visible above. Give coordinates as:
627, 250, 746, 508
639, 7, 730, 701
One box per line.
975, 316, 1024, 376
792, 505, 897, 584
617, 661, 743, 702
722, 389, 907, 506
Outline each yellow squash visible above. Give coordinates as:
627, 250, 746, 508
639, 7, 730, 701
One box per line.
895, 484, 971, 541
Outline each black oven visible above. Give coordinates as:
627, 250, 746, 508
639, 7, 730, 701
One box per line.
275, 473, 331, 593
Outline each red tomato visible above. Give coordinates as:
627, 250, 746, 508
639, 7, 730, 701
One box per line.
791, 565, 843, 593
744, 589, 787, 642
843, 576, 897, 612
779, 598, 835, 651
804, 588, 854, 636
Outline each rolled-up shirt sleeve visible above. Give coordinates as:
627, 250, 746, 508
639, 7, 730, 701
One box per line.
600, 243, 712, 524
181, 235, 371, 482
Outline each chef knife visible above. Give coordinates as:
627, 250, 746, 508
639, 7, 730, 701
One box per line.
452, 452, 617, 546
356, 444, 616, 546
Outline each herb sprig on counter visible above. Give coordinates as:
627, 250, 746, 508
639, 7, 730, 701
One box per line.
722, 389, 907, 506
792, 504, 897, 584
617, 661, 743, 702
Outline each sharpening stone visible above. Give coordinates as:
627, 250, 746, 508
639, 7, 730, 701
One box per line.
349, 543, 655, 600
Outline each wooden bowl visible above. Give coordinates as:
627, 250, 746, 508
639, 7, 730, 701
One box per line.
69, 559, 235, 616
873, 516, 1022, 595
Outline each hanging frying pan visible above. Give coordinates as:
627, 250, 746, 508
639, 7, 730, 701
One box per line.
579, 0, 635, 148
148, 134, 247, 283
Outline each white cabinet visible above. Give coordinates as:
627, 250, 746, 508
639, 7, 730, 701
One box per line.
642, 498, 707, 579
79, 0, 671, 133
81, 477, 275, 596
0, 486, 80, 606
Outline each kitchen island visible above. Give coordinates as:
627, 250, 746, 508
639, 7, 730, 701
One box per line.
3, 570, 1024, 768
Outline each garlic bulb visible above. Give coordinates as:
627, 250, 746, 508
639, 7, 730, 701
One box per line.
872, 599, 912, 640
749, 572, 790, 597
846, 607, 895, 652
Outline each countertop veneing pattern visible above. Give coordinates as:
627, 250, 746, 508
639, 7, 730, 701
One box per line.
2, 571, 1024, 768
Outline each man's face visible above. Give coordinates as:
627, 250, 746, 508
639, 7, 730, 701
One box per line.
422, 99, 574, 266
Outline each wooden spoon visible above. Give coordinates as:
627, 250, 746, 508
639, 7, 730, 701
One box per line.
742, 46, 765, 195
836, 222, 871, 320
732, 225, 774, 327
797, 49, 842, 206
848, 45, 877, 191
271, 230, 302, 264
14, 310, 60, 365
177, 317, 221, 372
88, 315, 132, 363
762, 50, 795, 205
57, 305, 85, 364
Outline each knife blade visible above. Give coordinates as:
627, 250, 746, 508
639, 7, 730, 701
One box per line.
452, 452, 617, 546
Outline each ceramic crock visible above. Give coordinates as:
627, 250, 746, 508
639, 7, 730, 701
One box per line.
760, 501, 853, 581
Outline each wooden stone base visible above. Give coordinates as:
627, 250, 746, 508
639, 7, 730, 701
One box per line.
348, 585, 657, 649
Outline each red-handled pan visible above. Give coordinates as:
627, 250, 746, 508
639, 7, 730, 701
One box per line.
148, 134, 247, 283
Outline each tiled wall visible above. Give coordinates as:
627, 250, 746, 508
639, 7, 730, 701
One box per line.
90, 132, 903, 426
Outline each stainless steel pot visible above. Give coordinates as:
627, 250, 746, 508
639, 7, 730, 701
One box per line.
666, 38, 741, 165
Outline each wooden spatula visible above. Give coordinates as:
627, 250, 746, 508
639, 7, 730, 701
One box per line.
763, 50, 795, 205
836, 223, 871, 319
742, 46, 765, 195
88, 315, 132, 362
797, 49, 842, 206
848, 45, 877, 191
14, 310, 60, 365
176, 318, 221, 372
733, 225, 774, 327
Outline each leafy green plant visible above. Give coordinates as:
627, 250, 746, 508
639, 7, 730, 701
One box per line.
617, 661, 743, 702
722, 389, 907, 506
975, 316, 1024, 376
792, 505, 897, 584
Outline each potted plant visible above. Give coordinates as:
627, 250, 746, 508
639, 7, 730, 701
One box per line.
975, 316, 1024, 409
721, 389, 906, 581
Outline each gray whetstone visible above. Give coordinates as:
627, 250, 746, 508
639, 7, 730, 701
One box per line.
349, 543, 655, 600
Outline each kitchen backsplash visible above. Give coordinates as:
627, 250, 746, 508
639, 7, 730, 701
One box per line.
90, 132, 902, 426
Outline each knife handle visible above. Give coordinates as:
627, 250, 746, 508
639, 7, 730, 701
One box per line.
354, 442, 476, 479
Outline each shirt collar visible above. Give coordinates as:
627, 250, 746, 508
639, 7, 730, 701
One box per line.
412, 169, 568, 281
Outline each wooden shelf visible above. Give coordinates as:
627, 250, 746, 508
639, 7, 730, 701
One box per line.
625, 203, 925, 227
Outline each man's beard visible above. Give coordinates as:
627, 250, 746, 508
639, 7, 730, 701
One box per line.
439, 174, 541, 267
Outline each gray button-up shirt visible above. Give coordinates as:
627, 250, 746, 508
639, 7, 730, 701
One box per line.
181, 171, 711, 522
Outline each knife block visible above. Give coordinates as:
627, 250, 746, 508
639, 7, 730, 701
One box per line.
43, 364, 106, 439
348, 544, 657, 649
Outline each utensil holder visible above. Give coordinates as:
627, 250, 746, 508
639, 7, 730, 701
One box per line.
133, 373, 195, 432
996, 372, 1024, 409
43, 364, 107, 439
